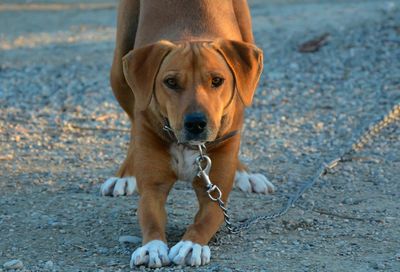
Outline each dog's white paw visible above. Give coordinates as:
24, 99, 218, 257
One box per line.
234, 171, 275, 194
168, 240, 211, 266
130, 240, 170, 268
100, 176, 137, 197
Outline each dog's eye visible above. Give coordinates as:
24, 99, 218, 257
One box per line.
164, 77, 179, 89
211, 77, 224, 88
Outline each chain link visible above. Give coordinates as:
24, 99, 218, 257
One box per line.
196, 104, 400, 234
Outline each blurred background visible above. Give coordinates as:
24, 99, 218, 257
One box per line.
0, 0, 399, 271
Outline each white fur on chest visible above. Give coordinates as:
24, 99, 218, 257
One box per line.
169, 144, 199, 182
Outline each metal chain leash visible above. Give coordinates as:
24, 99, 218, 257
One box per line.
196, 104, 400, 234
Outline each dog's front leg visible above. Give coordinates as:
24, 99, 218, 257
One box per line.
130, 145, 176, 268
169, 143, 239, 266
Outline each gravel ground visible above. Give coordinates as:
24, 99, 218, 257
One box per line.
1, 0, 400, 271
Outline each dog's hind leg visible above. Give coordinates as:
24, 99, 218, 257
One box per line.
234, 160, 275, 194
100, 0, 140, 197
101, 127, 138, 197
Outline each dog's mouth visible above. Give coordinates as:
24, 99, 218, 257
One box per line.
163, 116, 238, 148
174, 129, 210, 145
162, 117, 213, 145
183, 130, 209, 144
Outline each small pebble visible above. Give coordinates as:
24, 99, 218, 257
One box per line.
118, 235, 141, 244
305, 218, 313, 224
44, 260, 54, 270
3, 259, 24, 270
372, 262, 385, 270
96, 247, 109, 254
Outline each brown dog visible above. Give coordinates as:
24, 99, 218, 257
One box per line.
100, 0, 274, 268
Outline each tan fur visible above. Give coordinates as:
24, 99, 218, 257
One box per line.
110, 0, 262, 249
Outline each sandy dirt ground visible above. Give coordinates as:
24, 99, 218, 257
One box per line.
1, 0, 400, 271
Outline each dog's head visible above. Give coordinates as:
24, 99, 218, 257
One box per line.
123, 39, 263, 144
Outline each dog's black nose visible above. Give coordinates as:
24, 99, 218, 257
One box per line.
184, 113, 207, 135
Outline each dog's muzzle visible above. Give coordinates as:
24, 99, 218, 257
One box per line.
183, 112, 208, 142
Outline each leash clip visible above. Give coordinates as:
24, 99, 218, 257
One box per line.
195, 147, 222, 201
196, 155, 212, 183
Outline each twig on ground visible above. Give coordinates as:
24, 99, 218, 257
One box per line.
299, 33, 330, 53
72, 244, 89, 252
65, 124, 130, 133
312, 208, 380, 222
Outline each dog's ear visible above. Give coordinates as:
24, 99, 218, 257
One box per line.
213, 39, 263, 107
123, 40, 175, 112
